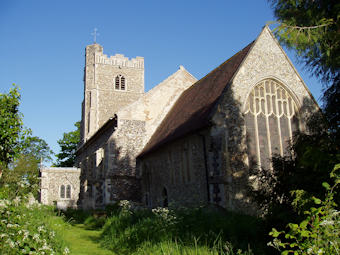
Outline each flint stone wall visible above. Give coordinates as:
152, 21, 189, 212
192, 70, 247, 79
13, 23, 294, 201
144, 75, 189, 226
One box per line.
210, 27, 319, 214
40, 167, 80, 209
139, 133, 209, 208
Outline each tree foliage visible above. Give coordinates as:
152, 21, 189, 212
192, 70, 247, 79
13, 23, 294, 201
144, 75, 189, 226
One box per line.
20, 135, 54, 163
1, 154, 40, 199
0, 84, 53, 199
269, 164, 340, 255
0, 85, 24, 166
269, 0, 340, 134
55, 121, 80, 167
250, 123, 339, 226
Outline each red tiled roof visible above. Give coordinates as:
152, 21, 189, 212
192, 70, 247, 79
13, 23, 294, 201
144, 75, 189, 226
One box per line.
139, 41, 254, 157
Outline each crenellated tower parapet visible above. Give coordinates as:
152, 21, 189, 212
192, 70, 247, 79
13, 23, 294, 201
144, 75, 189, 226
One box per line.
95, 53, 144, 69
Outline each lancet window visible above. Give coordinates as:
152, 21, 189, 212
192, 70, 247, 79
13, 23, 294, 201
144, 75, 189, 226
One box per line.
115, 75, 126, 90
66, 185, 71, 198
60, 185, 65, 198
244, 79, 299, 170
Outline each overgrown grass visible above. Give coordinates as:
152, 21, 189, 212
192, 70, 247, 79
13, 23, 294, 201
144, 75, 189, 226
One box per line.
131, 240, 254, 255
98, 202, 271, 255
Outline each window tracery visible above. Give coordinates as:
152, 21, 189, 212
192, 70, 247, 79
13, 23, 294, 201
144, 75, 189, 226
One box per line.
244, 79, 299, 170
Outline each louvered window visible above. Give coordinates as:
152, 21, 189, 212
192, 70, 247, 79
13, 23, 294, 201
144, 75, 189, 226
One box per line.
114, 75, 126, 90
115, 76, 120, 90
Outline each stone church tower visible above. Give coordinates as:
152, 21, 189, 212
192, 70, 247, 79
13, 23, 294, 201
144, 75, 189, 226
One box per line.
81, 43, 145, 142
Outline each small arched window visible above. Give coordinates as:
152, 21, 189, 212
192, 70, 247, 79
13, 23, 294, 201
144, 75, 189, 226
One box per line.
60, 185, 65, 198
66, 185, 71, 198
114, 75, 126, 91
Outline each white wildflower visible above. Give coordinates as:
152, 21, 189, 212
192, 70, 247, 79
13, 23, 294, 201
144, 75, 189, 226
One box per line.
64, 247, 70, 254
6, 239, 15, 248
119, 200, 131, 209
33, 233, 40, 241
0, 200, 7, 208
13, 196, 21, 206
320, 219, 334, 226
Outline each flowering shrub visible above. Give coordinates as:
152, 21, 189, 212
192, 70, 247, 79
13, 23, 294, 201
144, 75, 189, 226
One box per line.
0, 192, 69, 254
118, 199, 132, 214
268, 164, 340, 254
152, 207, 178, 225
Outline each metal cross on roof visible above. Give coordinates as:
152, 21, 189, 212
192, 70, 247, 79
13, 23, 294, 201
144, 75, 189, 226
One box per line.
91, 28, 99, 43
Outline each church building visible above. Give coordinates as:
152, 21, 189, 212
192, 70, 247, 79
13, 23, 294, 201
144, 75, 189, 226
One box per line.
45, 26, 318, 213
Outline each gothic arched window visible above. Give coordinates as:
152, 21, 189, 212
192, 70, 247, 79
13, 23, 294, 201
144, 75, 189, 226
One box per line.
66, 185, 71, 199
244, 79, 299, 170
114, 75, 126, 91
60, 185, 65, 198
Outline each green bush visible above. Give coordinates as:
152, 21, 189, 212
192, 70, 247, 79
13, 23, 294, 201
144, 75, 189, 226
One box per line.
61, 207, 92, 225
83, 215, 106, 230
0, 194, 69, 255
269, 164, 340, 254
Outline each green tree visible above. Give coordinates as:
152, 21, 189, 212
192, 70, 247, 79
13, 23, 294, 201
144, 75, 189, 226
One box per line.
1, 155, 40, 199
269, 0, 340, 135
0, 135, 53, 199
0, 85, 24, 166
20, 135, 54, 163
55, 121, 80, 167
0, 85, 53, 198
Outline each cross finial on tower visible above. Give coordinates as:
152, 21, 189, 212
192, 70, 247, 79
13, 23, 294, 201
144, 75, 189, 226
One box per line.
91, 28, 99, 44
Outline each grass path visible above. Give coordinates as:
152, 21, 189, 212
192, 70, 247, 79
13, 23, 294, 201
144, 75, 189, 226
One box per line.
62, 223, 115, 255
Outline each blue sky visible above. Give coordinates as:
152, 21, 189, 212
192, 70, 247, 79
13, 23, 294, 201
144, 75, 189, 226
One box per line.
0, 0, 324, 162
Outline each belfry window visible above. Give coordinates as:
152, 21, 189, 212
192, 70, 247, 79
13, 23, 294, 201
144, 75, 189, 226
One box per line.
244, 79, 299, 170
115, 75, 126, 91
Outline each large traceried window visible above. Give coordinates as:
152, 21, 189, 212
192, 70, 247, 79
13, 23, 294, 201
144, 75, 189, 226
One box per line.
244, 79, 299, 170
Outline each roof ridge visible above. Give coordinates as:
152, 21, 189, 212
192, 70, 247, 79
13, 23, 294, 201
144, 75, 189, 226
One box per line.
194, 41, 255, 87
138, 41, 255, 158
